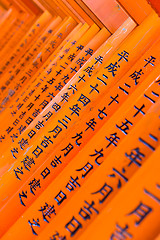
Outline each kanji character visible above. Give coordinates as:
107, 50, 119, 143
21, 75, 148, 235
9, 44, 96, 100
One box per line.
54, 190, 67, 205
85, 118, 97, 131
28, 129, 36, 139
49, 125, 62, 138
94, 55, 103, 65
68, 53, 76, 62
129, 69, 144, 85
28, 218, 40, 235
43, 111, 53, 121
23, 96, 29, 102
64, 48, 70, 53
21, 155, 35, 170
52, 102, 61, 112
41, 135, 53, 148
50, 155, 62, 168
29, 178, 41, 195
144, 184, 160, 204
77, 94, 90, 106
0, 135, 5, 142
40, 99, 49, 109
41, 167, 50, 179
144, 56, 156, 67
68, 84, 77, 94
0, 85, 6, 92
46, 68, 52, 75
47, 77, 55, 85
144, 90, 159, 103
28, 89, 35, 96
89, 84, 99, 94
65, 216, 82, 237
26, 117, 33, 125
15, 68, 20, 75
139, 134, 157, 151
55, 82, 63, 91
127, 202, 152, 226
61, 143, 74, 156
76, 57, 86, 68
61, 92, 70, 102
32, 108, 40, 118
19, 190, 28, 206
89, 148, 104, 165
71, 40, 76, 45
116, 118, 133, 135
79, 200, 99, 220
125, 147, 145, 167
92, 182, 113, 203
41, 84, 48, 93
105, 62, 120, 77
35, 120, 45, 130
10, 133, 18, 142
85, 48, 93, 56
39, 202, 56, 223
78, 74, 86, 83
19, 111, 26, 119
98, 107, 107, 120
72, 131, 83, 146
32, 61, 39, 69
76, 45, 84, 51
60, 66, 66, 71
11, 110, 17, 117
59, 55, 64, 60
118, 50, 129, 62
97, 75, 108, 86
45, 47, 51, 53
106, 133, 120, 147
110, 224, 132, 239
70, 66, 77, 73
50, 232, 66, 240
6, 126, 13, 134
17, 103, 23, 110
48, 29, 53, 34
76, 162, 93, 178
25, 56, 30, 61
26, 68, 33, 77
27, 102, 34, 111
14, 166, 24, 180
61, 74, 69, 84
133, 104, 145, 117
58, 115, 71, 129
32, 146, 43, 158
69, 104, 81, 116
18, 138, 29, 150
108, 167, 128, 188
18, 125, 26, 134
66, 176, 81, 191
11, 147, 19, 159
84, 65, 94, 77
108, 94, 119, 106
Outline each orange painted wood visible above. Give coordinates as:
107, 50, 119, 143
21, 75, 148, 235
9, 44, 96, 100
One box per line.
0, 0, 160, 239
77, 142, 160, 240
0, 61, 159, 238
35, 101, 160, 240
147, 0, 160, 16
82, 0, 129, 32
0, 11, 158, 217
116, 0, 153, 24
